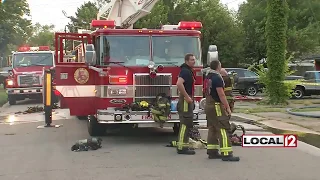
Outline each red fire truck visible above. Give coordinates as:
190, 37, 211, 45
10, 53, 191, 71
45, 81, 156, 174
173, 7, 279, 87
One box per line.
53, 0, 218, 136
6, 46, 54, 105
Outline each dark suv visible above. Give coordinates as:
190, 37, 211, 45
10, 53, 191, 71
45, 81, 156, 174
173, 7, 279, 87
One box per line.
225, 68, 262, 96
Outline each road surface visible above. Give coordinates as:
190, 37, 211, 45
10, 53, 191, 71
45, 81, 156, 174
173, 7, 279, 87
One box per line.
0, 100, 319, 180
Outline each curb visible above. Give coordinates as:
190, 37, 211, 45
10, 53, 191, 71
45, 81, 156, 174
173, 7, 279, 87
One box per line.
286, 106, 320, 118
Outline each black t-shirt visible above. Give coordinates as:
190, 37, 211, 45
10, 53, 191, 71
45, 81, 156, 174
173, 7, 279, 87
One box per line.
210, 73, 224, 102
178, 68, 193, 96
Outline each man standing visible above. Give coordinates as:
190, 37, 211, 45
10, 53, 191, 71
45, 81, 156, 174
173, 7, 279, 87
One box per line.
204, 60, 240, 161
176, 53, 196, 155
220, 68, 235, 112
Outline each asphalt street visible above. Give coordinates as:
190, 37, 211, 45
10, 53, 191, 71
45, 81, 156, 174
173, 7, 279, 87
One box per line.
0, 100, 319, 180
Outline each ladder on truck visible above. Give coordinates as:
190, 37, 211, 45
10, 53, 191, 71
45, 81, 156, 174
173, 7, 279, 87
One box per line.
97, 0, 160, 29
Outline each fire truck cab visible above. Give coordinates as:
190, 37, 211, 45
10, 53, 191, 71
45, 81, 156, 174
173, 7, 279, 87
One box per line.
6, 46, 54, 105
53, 0, 219, 136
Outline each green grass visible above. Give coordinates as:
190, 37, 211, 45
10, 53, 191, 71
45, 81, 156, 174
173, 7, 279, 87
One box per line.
234, 107, 285, 114
291, 107, 320, 112
0, 86, 7, 107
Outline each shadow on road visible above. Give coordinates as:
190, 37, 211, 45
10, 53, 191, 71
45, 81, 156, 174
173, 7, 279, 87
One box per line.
99, 127, 176, 145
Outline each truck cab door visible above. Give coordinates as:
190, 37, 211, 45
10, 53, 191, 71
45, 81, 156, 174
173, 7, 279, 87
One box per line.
303, 72, 317, 92
315, 72, 320, 90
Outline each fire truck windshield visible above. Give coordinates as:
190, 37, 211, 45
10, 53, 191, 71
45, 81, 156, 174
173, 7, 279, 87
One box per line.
152, 36, 201, 66
12, 53, 53, 67
100, 35, 201, 67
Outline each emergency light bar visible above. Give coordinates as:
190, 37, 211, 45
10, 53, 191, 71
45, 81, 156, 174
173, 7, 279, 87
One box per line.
178, 21, 202, 30
91, 20, 116, 29
18, 46, 50, 52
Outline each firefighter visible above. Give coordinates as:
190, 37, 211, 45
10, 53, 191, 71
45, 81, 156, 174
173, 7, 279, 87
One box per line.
220, 68, 235, 112
204, 60, 240, 161
176, 53, 196, 155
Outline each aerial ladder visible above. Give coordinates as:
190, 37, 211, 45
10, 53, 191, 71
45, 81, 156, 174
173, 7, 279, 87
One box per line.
97, 0, 160, 29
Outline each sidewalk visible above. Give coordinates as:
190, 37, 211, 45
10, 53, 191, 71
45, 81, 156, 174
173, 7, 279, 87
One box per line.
233, 112, 320, 135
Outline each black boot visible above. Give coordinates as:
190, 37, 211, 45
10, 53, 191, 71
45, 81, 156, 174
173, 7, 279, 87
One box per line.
177, 148, 196, 155
208, 150, 222, 159
221, 155, 240, 162
208, 153, 222, 159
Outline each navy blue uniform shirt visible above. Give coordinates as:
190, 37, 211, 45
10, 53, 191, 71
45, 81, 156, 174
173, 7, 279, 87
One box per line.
210, 73, 224, 102
178, 63, 194, 96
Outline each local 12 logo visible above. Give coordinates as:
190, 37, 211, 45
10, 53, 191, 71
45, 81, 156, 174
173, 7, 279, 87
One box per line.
242, 134, 297, 147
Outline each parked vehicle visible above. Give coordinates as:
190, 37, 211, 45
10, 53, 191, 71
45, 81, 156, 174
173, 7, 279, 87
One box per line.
225, 68, 262, 96
292, 71, 320, 99
0, 67, 11, 89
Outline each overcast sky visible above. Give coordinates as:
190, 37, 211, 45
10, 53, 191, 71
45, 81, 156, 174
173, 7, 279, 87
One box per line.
27, 0, 246, 31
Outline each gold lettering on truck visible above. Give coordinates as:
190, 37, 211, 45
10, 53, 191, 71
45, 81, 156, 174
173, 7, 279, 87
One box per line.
74, 68, 89, 84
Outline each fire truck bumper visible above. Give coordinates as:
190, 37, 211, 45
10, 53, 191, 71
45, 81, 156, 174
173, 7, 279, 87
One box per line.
96, 109, 206, 127
6, 87, 42, 99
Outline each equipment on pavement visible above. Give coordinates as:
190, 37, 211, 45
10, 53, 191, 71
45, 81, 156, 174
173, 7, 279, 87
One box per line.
71, 138, 102, 152
230, 123, 245, 146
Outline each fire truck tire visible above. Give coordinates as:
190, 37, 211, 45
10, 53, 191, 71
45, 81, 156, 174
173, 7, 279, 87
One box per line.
88, 115, 105, 136
8, 97, 16, 105
173, 123, 180, 135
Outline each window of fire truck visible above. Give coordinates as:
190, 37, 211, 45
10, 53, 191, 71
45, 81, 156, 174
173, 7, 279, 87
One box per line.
99, 35, 150, 66
152, 36, 201, 66
12, 53, 53, 67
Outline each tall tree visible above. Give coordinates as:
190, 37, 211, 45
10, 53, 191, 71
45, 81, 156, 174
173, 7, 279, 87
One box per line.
0, 0, 32, 55
28, 23, 55, 49
265, 0, 289, 104
238, 0, 320, 63
68, 2, 99, 32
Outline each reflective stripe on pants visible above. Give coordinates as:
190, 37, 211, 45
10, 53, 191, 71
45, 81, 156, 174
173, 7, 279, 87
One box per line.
177, 124, 189, 150
220, 129, 232, 156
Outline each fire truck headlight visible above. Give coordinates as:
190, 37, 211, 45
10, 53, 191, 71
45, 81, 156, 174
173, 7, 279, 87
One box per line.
109, 88, 127, 96
7, 80, 13, 86
199, 98, 206, 109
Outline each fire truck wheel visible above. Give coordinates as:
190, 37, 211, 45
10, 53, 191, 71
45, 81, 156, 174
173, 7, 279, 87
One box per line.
8, 97, 16, 105
173, 123, 180, 135
88, 115, 106, 136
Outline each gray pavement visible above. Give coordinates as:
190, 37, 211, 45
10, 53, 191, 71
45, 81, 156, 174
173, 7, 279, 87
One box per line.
0, 101, 320, 180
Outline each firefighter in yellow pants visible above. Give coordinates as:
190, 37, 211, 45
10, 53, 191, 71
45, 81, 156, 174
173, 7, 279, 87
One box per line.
220, 68, 236, 135
176, 53, 196, 155
204, 60, 240, 161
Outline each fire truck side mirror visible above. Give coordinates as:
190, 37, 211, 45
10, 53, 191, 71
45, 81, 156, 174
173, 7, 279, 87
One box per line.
84, 44, 97, 66
207, 45, 218, 65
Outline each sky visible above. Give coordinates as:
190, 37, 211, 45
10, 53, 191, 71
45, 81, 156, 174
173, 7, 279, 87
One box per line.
27, 0, 246, 31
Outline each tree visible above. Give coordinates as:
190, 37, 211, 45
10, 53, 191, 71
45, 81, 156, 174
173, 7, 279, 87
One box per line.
265, 0, 289, 104
68, 2, 99, 32
28, 23, 55, 49
0, 0, 32, 55
238, 0, 320, 63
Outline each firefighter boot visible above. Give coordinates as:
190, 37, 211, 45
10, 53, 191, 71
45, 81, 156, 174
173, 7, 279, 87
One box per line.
208, 150, 222, 159
177, 148, 196, 155
221, 154, 240, 162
